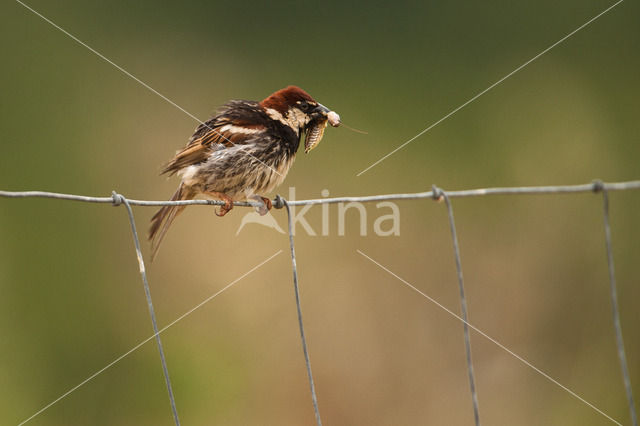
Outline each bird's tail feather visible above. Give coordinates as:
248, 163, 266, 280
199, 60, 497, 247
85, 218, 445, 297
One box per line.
149, 183, 194, 261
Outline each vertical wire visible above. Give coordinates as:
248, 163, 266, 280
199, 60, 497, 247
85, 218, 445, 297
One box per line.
281, 198, 323, 426
600, 188, 638, 426
114, 193, 181, 426
438, 188, 481, 426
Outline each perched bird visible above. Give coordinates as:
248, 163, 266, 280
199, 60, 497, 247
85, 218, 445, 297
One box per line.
149, 85, 340, 259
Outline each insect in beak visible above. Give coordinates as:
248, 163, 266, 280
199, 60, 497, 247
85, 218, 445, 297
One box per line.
304, 109, 340, 153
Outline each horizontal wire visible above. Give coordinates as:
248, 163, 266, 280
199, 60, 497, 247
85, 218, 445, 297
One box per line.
6, 181, 638, 425
1, 180, 639, 208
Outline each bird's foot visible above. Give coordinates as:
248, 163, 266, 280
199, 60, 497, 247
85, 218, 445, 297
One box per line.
208, 192, 234, 217
252, 195, 272, 216
215, 201, 233, 217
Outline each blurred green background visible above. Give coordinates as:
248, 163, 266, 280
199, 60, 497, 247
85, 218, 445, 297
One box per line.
1, 0, 639, 424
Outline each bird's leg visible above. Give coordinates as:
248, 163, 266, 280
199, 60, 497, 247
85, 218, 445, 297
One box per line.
251, 195, 272, 216
206, 191, 234, 217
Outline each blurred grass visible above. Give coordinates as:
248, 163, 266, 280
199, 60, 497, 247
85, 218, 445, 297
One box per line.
1, 0, 639, 424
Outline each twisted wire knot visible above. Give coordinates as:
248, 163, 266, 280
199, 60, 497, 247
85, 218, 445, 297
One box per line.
111, 191, 125, 206
592, 179, 605, 193
431, 185, 445, 202
273, 195, 285, 209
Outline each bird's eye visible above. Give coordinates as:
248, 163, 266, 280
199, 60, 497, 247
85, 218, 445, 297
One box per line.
298, 101, 310, 112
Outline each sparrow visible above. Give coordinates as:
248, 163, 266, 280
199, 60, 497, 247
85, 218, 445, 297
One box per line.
149, 85, 340, 259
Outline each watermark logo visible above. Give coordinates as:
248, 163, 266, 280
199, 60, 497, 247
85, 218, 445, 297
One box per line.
236, 211, 286, 235
236, 187, 400, 236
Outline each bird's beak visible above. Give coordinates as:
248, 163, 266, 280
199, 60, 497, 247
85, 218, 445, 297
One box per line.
314, 103, 341, 127
314, 103, 331, 115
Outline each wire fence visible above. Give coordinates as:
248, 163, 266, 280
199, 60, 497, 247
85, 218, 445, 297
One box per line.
1, 179, 639, 426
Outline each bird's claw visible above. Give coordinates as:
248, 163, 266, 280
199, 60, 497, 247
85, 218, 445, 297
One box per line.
215, 199, 233, 217
254, 196, 272, 216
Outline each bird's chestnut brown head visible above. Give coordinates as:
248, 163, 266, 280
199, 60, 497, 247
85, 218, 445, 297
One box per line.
260, 85, 340, 153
